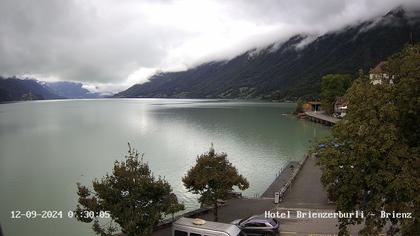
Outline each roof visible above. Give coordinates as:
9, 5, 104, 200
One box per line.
370, 61, 387, 74
173, 217, 241, 232
335, 97, 348, 106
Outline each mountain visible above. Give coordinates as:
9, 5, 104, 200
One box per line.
115, 8, 420, 100
0, 77, 63, 102
45, 81, 102, 99
0, 77, 103, 102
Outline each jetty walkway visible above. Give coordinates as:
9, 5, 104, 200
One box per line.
305, 111, 339, 126
261, 161, 299, 199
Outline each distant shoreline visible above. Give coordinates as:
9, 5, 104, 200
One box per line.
0, 97, 297, 104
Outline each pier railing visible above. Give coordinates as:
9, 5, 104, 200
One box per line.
260, 154, 310, 202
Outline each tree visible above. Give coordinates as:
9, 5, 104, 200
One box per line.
182, 144, 249, 221
294, 98, 304, 114
167, 193, 185, 221
314, 44, 420, 235
75, 144, 184, 236
320, 74, 352, 114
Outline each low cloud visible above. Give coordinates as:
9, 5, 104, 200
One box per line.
1, 0, 419, 93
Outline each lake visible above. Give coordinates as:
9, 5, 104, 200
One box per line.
0, 99, 329, 235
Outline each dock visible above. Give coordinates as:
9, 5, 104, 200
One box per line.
304, 111, 339, 126
261, 161, 300, 199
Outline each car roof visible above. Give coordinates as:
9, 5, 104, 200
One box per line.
243, 215, 272, 224
174, 217, 241, 232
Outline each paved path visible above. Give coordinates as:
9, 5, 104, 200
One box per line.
273, 155, 366, 235
279, 155, 332, 209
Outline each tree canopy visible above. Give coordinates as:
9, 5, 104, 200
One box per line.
294, 98, 304, 114
320, 74, 352, 114
75, 144, 184, 236
182, 145, 249, 221
315, 44, 420, 235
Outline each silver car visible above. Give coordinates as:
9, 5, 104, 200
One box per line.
231, 215, 279, 236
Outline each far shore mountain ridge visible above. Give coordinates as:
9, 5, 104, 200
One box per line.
0, 78, 102, 101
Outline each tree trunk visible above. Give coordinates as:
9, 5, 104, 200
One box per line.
214, 201, 218, 222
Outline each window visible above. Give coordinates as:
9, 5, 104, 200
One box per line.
190, 233, 201, 236
245, 223, 257, 227
245, 222, 266, 227
268, 218, 277, 226
174, 230, 188, 236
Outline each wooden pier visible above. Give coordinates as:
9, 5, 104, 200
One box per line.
304, 111, 339, 126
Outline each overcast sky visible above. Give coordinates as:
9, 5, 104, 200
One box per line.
1, 0, 419, 93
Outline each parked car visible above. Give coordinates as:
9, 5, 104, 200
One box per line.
231, 215, 279, 236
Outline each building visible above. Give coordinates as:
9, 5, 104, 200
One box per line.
369, 61, 393, 85
334, 97, 348, 118
303, 101, 321, 112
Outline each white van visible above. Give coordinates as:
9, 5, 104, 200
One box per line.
172, 217, 242, 236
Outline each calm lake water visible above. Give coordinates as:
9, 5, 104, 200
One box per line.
0, 99, 329, 235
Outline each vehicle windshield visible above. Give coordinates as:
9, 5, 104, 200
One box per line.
268, 218, 277, 226
238, 216, 253, 225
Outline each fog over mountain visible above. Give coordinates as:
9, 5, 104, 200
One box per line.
114, 8, 420, 100
1, 0, 420, 94
44, 81, 103, 98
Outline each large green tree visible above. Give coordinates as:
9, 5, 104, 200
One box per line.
320, 74, 352, 114
75, 144, 184, 236
315, 44, 420, 235
182, 145, 249, 221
